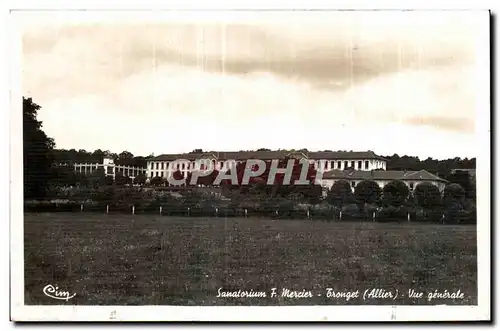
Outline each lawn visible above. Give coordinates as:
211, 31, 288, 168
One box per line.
24, 213, 477, 305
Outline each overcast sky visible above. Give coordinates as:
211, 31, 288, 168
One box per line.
21, 11, 486, 159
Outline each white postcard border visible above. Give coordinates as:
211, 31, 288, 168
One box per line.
8, 7, 491, 322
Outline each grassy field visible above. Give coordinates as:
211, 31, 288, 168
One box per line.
24, 213, 477, 305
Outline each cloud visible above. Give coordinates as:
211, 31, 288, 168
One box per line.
35, 59, 476, 159
23, 12, 478, 98
21, 11, 483, 159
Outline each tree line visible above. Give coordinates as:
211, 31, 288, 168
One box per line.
23, 96, 477, 204
326, 179, 473, 222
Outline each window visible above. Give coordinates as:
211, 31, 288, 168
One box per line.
182, 164, 185, 170
200, 164, 206, 170
155, 171, 159, 177
330, 161, 333, 169
410, 182, 414, 190
351, 181, 356, 188
344, 161, 348, 169
358, 161, 362, 169
150, 172, 154, 177
365, 161, 369, 169
161, 162, 164, 170
351, 161, 355, 168
155, 163, 159, 170
160, 171, 164, 178
337, 161, 341, 169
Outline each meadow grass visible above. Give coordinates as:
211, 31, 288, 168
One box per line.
24, 213, 477, 305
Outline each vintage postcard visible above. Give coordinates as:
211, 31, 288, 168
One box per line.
10, 8, 490, 322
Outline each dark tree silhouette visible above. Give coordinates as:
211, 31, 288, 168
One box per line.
150, 176, 163, 187
326, 180, 354, 208
114, 172, 132, 186
447, 170, 475, 199
354, 180, 381, 206
443, 183, 466, 208
133, 173, 147, 186
88, 168, 106, 188
414, 182, 441, 209
382, 180, 410, 207
23, 97, 55, 199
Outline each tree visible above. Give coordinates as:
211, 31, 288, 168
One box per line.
447, 170, 475, 199
23, 97, 55, 199
301, 183, 324, 204
88, 168, 106, 188
443, 183, 466, 208
414, 182, 441, 209
114, 172, 131, 186
133, 173, 147, 186
382, 180, 410, 207
51, 165, 77, 187
354, 180, 381, 206
117, 151, 134, 166
91, 149, 105, 163
150, 176, 163, 187
104, 175, 114, 186
74, 172, 90, 187
326, 180, 353, 208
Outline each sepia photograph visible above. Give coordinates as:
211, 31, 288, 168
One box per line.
10, 8, 490, 322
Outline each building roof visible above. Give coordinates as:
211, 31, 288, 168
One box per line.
147, 150, 387, 162
322, 169, 448, 183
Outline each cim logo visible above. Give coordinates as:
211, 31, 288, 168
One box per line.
43, 284, 76, 301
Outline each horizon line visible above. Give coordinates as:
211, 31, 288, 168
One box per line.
52, 146, 477, 161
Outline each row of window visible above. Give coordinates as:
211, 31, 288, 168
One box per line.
149, 159, 386, 171
316, 160, 369, 170
151, 171, 189, 178
315, 160, 386, 170
75, 165, 146, 176
150, 160, 226, 171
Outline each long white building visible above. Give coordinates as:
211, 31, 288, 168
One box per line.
73, 157, 147, 179
145, 150, 387, 179
70, 151, 448, 193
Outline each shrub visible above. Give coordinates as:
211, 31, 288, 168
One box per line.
382, 180, 410, 207
414, 182, 441, 209
443, 183, 466, 208
354, 180, 381, 206
326, 180, 354, 208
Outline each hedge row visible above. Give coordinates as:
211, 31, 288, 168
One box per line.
24, 201, 476, 224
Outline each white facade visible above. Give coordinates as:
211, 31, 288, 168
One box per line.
311, 159, 386, 172
73, 157, 147, 179
146, 158, 387, 179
